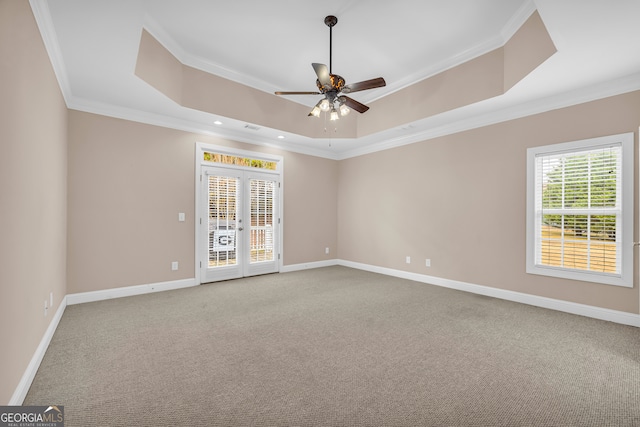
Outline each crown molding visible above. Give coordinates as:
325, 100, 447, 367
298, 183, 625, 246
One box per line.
361, 35, 505, 105
142, 14, 283, 97
66, 70, 640, 162
66, 96, 342, 160
500, 0, 537, 42
364, 1, 537, 105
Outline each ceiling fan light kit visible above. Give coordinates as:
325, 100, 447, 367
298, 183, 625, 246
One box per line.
275, 15, 386, 120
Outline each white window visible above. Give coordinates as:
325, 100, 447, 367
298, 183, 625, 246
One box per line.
526, 133, 634, 287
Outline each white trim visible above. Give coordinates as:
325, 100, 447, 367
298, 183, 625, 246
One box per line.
67, 97, 339, 160
365, 0, 535, 105
500, 0, 537, 42
142, 15, 284, 100
338, 260, 640, 328
63, 73, 640, 162
9, 296, 67, 405
281, 259, 339, 273
363, 35, 503, 105
66, 278, 197, 305
195, 145, 201, 285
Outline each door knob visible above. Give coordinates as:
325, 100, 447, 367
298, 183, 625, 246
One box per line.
238, 227, 244, 231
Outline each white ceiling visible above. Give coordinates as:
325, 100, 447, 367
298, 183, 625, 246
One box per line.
33, 0, 640, 159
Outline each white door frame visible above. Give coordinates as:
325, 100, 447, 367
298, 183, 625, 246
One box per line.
195, 142, 283, 284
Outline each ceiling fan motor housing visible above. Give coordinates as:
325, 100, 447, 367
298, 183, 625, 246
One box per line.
316, 74, 345, 93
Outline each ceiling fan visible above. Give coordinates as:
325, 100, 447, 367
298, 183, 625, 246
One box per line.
274, 15, 386, 120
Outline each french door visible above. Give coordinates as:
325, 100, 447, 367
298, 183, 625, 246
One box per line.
200, 166, 280, 283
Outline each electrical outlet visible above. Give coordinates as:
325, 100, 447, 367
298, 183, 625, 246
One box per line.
425, 259, 431, 267
406, 256, 411, 264
171, 261, 179, 271
325, 247, 330, 254
50, 292, 53, 307
178, 212, 185, 222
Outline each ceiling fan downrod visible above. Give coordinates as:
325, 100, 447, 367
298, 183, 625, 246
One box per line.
324, 15, 338, 74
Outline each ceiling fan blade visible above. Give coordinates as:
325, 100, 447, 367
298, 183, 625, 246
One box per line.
342, 77, 386, 94
312, 63, 331, 87
275, 91, 321, 95
342, 96, 370, 113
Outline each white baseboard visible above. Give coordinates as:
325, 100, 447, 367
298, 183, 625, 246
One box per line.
9, 296, 67, 405
66, 278, 197, 305
338, 260, 640, 328
281, 259, 338, 273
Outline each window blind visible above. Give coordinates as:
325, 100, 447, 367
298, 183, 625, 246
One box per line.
250, 179, 275, 263
208, 175, 239, 267
534, 144, 622, 275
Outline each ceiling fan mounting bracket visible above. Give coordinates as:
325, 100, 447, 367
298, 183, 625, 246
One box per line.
324, 15, 338, 28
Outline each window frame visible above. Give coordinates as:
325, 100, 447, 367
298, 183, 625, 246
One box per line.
526, 132, 634, 287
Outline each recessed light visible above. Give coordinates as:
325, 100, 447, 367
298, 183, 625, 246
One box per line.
277, 135, 285, 139
213, 120, 222, 125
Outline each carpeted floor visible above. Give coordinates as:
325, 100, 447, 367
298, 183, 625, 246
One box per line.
25, 266, 640, 426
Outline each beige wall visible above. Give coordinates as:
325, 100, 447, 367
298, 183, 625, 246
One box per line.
0, 0, 68, 404
67, 112, 196, 292
67, 111, 339, 293
503, 11, 556, 91
282, 152, 338, 264
338, 91, 640, 314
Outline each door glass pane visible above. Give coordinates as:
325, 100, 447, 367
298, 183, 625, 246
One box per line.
250, 178, 275, 263
208, 175, 238, 267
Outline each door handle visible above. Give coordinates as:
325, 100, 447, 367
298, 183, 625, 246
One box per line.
238, 227, 244, 231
